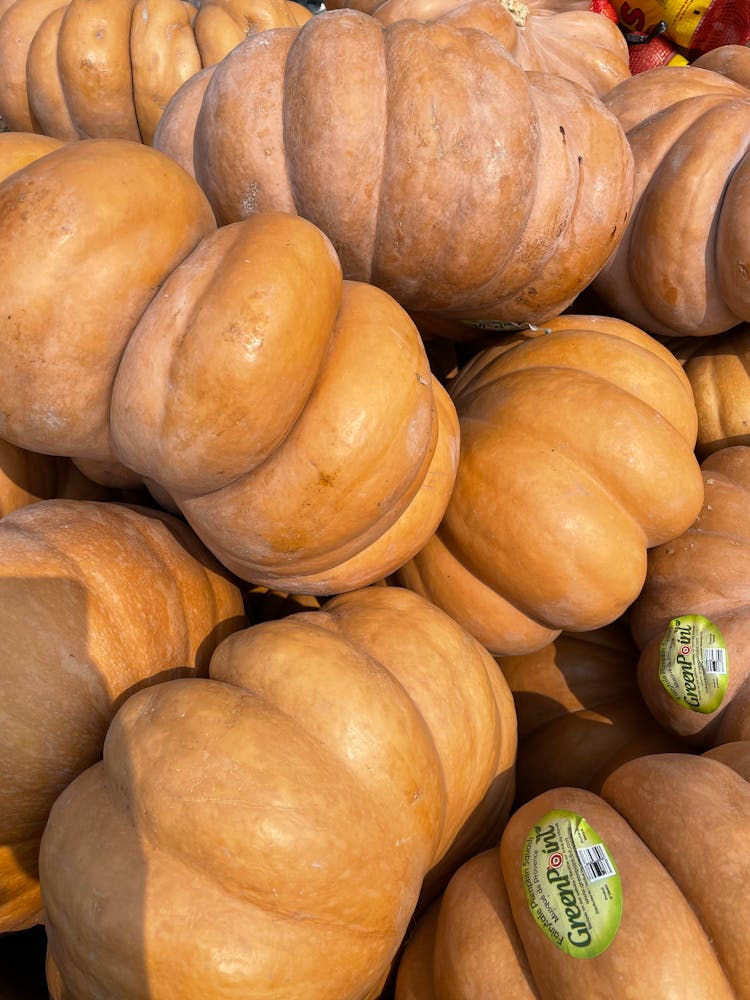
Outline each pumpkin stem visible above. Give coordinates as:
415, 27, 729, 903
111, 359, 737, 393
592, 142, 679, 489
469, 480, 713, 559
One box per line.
499, 0, 529, 27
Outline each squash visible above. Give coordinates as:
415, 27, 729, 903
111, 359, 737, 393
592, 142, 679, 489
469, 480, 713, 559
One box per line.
497, 620, 685, 803
692, 42, 750, 86
325, 0, 630, 98
39, 585, 516, 1000
592, 63, 750, 337
396, 314, 703, 655
191, 10, 634, 324
631, 445, 750, 748
0, 140, 459, 593
0, 0, 308, 141
669, 322, 750, 459
0, 498, 246, 934
395, 746, 750, 999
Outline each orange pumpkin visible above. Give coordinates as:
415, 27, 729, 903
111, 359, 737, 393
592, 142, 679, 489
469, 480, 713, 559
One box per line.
631, 445, 750, 747
396, 314, 703, 655
40, 585, 516, 1000
0, 499, 246, 934
395, 746, 750, 999
592, 63, 750, 337
0, 139, 459, 593
326, 0, 631, 98
191, 10, 634, 323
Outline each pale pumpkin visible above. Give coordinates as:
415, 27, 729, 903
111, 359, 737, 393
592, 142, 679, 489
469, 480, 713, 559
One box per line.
191, 10, 634, 323
0, 0, 309, 142
0, 499, 246, 934
631, 445, 750, 748
693, 42, 750, 86
497, 620, 685, 803
325, 0, 630, 98
396, 314, 704, 655
592, 63, 750, 337
40, 585, 517, 1000
0, 140, 459, 593
395, 748, 750, 999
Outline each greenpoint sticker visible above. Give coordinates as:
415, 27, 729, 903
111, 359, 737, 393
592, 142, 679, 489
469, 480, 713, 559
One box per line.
658, 614, 728, 714
521, 809, 622, 959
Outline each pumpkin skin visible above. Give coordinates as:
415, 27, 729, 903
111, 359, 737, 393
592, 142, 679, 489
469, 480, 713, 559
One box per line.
0, 138, 216, 466
39, 585, 516, 1000
327, 0, 630, 98
669, 323, 750, 459
0, 0, 307, 142
108, 211, 460, 594
395, 750, 750, 1000
692, 42, 750, 87
497, 621, 685, 803
396, 314, 704, 655
592, 64, 750, 337
631, 446, 750, 748
191, 10, 634, 323
0, 499, 246, 934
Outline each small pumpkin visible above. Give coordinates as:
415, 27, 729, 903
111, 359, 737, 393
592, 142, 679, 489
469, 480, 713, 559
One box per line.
395, 746, 750, 999
592, 63, 750, 337
0, 499, 246, 934
497, 620, 685, 803
39, 585, 516, 1000
631, 445, 750, 747
191, 10, 634, 323
396, 314, 703, 655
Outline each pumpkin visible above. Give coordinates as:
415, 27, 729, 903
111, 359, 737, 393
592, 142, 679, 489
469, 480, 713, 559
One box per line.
324, 0, 630, 98
395, 313, 704, 655
39, 585, 517, 1000
0, 498, 246, 934
592, 63, 750, 337
0, 139, 459, 593
190, 10, 634, 324
631, 445, 750, 748
0, 0, 309, 142
667, 322, 750, 459
497, 620, 685, 803
0, 127, 63, 176
395, 746, 750, 999
692, 42, 750, 86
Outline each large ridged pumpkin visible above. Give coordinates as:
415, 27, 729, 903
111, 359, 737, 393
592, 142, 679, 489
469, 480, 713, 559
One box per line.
189, 10, 634, 323
0, 499, 246, 934
325, 0, 630, 98
497, 621, 685, 803
0, 139, 459, 592
592, 63, 750, 337
631, 446, 750, 747
395, 746, 750, 1000
396, 314, 704, 655
0, 0, 310, 143
39, 585, 517, 1000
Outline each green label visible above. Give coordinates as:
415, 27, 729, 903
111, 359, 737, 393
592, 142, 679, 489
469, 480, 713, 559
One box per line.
521, 809, 622, 959
658, 615, 728, 714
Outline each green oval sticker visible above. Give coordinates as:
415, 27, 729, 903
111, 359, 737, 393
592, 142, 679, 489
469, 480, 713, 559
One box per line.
658, 614, 728, 714
521, 809, 622, 959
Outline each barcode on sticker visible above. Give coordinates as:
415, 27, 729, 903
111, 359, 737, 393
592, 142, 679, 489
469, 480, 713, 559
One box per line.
703, 647, 727, 674
577, 844, 616, 883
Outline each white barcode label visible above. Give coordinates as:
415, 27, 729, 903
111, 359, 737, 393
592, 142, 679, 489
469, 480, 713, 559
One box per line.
576, 843, 616, 883
703, 647, 727, 675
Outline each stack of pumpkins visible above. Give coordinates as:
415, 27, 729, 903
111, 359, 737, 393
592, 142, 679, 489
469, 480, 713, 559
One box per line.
1, 3, 750, 998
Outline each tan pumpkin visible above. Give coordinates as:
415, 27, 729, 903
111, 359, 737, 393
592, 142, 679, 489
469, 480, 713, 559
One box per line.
631, 446, 750, 748
325, 0, 630, 98
396, 314, 703, 655
39, 585, 517, 1000
592, 63, 750, 337
0, 0, 309, 142
190, 10, 634, 324
692, 42, 750, 87
0, 498, 246, 934
497, 620, 685, 803
668, 322, 750, 459
0, 139, 459, 593
395, 746, 750, 1000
